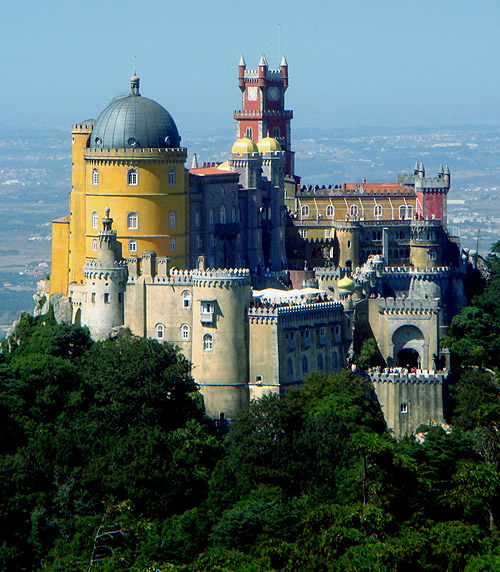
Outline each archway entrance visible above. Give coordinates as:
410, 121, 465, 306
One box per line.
397, 348, 420, 369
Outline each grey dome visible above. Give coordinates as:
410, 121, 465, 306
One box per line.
89, 79, 181, 149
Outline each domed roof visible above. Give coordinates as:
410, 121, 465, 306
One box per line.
89, 75, 181, 150
257, 137, 282, 153
231, 137, 259, 155
338, 275, 355, 292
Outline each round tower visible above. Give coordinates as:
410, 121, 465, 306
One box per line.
81, 208, 127, 340
336, 224, 361, 270
191, 267, 252, 419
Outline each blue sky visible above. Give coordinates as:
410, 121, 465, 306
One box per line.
2, 1, 500, 133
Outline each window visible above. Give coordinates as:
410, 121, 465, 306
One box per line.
326, 205, 334, 218
350, 204, 358, 217
332, 352, 338, 370
156, 324, 164, 339
196, 236, 203, 248
168, 167, 176, 185
209, 208, 214, 225
347, 240, 351, 249
400, 402, 408, 414
220, 185, 225, 198
302, 356, 308, 375
325, 229, 332, 239
318, 353, 324, 370
407, 205, 414, 219
104, 293, 109, 304
399, 205, 406, 220
289, 331, 296, 350
304, 328, 311, 348
273, 126, 281, 137
319, 326, 326, 345
92, 239, 98, 252
181, 324, 190, 340
299, 229, 308, 239
203, 333, 213, 351
231, 206, 237, 222
301, 205, 310, 218
170, 238, 176, 252
182, 291, 191, 309
92, 168, 99, 186
287, 358, 293, 378
201, 301, 214, 323
169, 210, 177, 230
92, 211, 99, 229
195, 210, 201, 227
334, 324, 341, 342
127, 168, 138, 186
129, 239, 137, 253
245, 127, 253, 139
428, 249, 437, 261
220, 205, 226, 224
127, 212, 138, 230
374, 204, 382, 217
91, 292, 96, 303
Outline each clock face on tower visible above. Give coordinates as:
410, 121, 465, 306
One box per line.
267, 86, 280, 101
247, 87, 258, 101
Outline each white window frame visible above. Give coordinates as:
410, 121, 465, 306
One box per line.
168, 167, 176, 186
169, 210, 177, 230
299, 229, 308, 239
182, 290, 191, 309
326, 205, 334, 218
399, 205, 406, 220
156, 324, 164, 340
92, 211, 99, 230
92, 167, 99, 186
181, 324, 190, 340
203, 333, 213, 351
374, 204, 382, 218
170, 238, 176, 252
128, 239, 137, 253
350, 204, 358, 217
301, 205, 310, 218
127, 212, 138, 230
92, 238, 98, 252
428, 249, 437, 261
127, 168, 138, 186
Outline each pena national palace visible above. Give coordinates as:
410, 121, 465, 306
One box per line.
38, 55, 470, 437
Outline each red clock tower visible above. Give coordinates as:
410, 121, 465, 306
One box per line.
234, 54, 294, 175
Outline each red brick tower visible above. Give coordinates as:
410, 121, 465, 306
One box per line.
234, 54, 294, 175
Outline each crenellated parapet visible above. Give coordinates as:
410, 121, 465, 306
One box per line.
83, 146, 187, 165
378, 297, 440, 315
369, 370, 447, 385
383, 266, 450, 277
192, 268, 251, 287
249, 301, 343, 324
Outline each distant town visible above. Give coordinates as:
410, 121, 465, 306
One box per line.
1, 122, 499, 337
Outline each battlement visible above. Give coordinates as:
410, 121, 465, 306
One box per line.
243, 69, 283, 80
234, 109, 293, 119
72, 124, 93, 132
378, 297, 440, 314
383, 266, 450, 276
248, 301, 343, 323
369, 370, 447, 385
296, 184, 415, 197
83, 147, 187, 160
84, 259, 127, 269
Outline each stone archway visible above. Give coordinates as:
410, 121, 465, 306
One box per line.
391, 325, 425, 368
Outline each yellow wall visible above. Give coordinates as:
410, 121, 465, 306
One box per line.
50, 218, 70, 295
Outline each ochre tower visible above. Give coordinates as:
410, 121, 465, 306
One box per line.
234, 55, 294, 175
50, 74, 189, 296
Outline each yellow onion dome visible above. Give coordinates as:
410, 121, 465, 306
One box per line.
231, 137, 259, 155
217, 160, 231, 171
338, 275, 355, 292
257, 136, 282, 153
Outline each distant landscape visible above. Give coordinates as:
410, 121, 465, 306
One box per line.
1, 122, 499, 336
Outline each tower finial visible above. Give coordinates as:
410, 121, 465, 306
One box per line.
130, 63, 140, 96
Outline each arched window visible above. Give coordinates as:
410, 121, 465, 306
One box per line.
92, 211, 99, 229
209, 208, 214, 225
182, 290, 191, 309
92, 168, 99, 186
127, 212, 138, 230
326, 205, 334, 218
317, 353, 324, 370
245, 127, 253, 139
350, 204, 358, 217
128, 239, 137, 252
195, 210, 201, 227
302, 356, 308, 375
374, 204, 382, 217
231, 206, 237, 222
273, 126, 281, 137
203, 333, 213, 351
92, 238, 98, 252
399, 205, 406, 220
406, 205, 414, 219
220, 205, 226, 224
169, 210, 177, 230
127, 168, 138, 186
301, 205, 310, 218
428, 249, 437, 261
181, 324, 190, 340
170, 238, 176, 252
156, 324, 164, 339
287, 358, 293, 378
168, 167, 176, 185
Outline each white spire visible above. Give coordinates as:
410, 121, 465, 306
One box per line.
239, 54, 246, 66
259, 54, 268, 66
281, 54, 288, 66
191, 153, 199, 169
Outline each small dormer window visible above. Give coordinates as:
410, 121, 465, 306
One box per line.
92, 168, 99, 186
127, 168, 138, 186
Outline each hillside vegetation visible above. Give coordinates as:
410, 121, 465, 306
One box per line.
1, 248, 500, 570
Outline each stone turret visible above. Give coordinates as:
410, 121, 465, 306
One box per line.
81, 208, 127, 340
